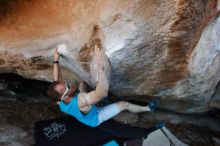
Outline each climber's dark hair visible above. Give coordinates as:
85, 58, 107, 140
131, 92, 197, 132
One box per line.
47, 81, 64, 101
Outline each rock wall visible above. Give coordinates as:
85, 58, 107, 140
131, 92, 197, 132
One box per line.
0, 0, 219, 113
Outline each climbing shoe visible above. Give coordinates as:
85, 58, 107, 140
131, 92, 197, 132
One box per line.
148, 98, 160, 111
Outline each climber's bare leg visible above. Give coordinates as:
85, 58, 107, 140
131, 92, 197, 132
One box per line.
116, 101, 150, 113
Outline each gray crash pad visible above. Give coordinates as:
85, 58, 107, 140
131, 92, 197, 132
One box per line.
143, 126, 188, 146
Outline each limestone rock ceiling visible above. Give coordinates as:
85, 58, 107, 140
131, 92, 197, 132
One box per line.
0, 0, 219, 113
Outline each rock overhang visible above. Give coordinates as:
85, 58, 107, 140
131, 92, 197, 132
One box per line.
0, 0, 219, 113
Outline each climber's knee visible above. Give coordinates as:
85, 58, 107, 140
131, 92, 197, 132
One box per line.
116, 101, 130, 111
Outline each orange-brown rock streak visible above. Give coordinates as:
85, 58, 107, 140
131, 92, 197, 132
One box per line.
155, 0, 219, 93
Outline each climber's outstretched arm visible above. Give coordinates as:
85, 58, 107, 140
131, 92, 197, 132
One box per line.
53, 48, 62, 81
78, 46, 109, 108
85, 68, 109, 103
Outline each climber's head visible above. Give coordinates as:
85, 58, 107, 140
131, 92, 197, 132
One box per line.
47, 80, 76, 102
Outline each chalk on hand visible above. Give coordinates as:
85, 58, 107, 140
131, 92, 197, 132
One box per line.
57, 44, 67, 55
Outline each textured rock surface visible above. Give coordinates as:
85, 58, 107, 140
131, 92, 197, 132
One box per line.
0, 0, 219, 113
210, 83, 220, 109
113, 112, 138, 124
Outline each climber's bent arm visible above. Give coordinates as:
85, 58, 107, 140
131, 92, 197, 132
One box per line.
78, 68, 109, 108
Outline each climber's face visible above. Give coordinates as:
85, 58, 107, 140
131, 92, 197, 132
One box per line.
60, 80, 71, 100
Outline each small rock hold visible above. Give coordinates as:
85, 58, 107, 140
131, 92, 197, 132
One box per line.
113, 111, 138, 124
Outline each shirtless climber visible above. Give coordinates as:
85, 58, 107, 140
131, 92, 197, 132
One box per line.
47, 46, 159, 127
